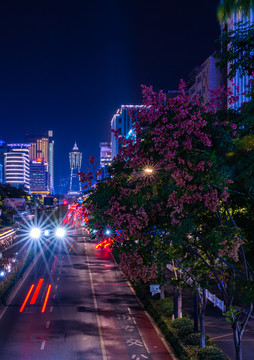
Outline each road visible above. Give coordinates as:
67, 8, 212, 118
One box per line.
0, 230, 173, 360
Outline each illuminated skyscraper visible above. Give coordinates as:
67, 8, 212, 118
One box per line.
25, 131, 54, 193
98, 142, 112, 180
69, 142, 82, 194
48, 130, 54, 194
111, 105, 142, 159
227, 10, 254, 109
4, 144, 30, 192
30, 159, 48, 195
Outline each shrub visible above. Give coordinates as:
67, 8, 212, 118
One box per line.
196, 346, 227, 360
171, 317, 194, 339
152, 297, 174, 317
185, 333, 210, 346
171, 317, 194, 329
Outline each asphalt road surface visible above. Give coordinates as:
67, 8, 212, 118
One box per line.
0, 230, 173, 360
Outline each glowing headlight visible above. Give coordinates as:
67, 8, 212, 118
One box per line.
55, 228, 66, 238
105, 230, 111, 235
30, 227, 41, 239
44, 230, 50, 236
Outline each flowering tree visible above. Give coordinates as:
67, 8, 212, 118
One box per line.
82, 81, 254, 357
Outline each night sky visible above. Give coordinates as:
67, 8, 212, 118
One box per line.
0, 0, 221, 193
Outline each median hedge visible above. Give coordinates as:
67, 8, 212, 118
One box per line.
132, 280, 227, 360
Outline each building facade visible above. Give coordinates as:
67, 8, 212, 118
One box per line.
98, 142, 112, 181
111, 105, 142, 159
227, 10, 254, 109
100, 142, 112, 167
69, 142, 82, 194
0, 140, 10, 183
4, 144, 30, 192
188, 53, 225, 107
25, 130, 54, 193
30, 159, 49, 195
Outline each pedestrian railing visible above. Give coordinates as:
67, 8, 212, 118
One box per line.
166, 264, 226, 312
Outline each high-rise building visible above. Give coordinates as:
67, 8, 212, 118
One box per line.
4, 144, 30, 192
0, 140, 10, 183
25, 130, 54, 193
0, 163, 3, 183
111, 105, 142, 159
100, 142, 112, 167
30, 159, 49, 195
69, 142, 82, 194
188, 53, 225, 108
98, 142, 112, 181
226, 10, 254, 109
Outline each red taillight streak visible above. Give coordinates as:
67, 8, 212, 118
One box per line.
41, 284, 52, 313
30, 279, 44, 304
19, 284, 35, 312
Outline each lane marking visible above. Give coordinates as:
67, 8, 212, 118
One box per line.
53, 294, 56, 299
41, 285, 52, 313
86, 244, 107, 360
55, 285, 58, 290
41, 340, 46, 350
30, 279, 44, 304
46, 320, 50, 328
57, 277, 59, 281
50, 306, 53, 313
19, 284, 35, 313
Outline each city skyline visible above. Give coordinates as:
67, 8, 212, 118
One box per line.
0, 1, 221, 192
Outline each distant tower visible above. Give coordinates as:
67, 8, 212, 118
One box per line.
69, 142, 82, 194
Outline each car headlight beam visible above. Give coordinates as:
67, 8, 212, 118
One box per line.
55, 228, 66, 238
30, 227, 42, 239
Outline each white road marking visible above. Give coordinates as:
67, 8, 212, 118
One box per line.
53, 294, 56, 299
46, 320, 50, 329
126, 339, 143, 347
41, 340, 46, 350
55, 285, 58, 289
50, 306, 53, 312
57, 277, 59, 281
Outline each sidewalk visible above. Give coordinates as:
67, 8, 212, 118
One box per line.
164, 269, 254, 360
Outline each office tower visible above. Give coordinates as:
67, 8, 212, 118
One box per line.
69, 142, 82, 194
0, 163, 2, 183
48, 130, 54, 194
100, 142, 112, 167
30, 159, 48, 195
111, 105, 142, 159
4, 144, 30, 192
98, 142, 112, 180
0, 140, 10, 183
25, 130, 54, 193
226, 10, 254, 109
188, 53, 225, 108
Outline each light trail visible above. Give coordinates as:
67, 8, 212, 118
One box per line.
30, 279, 44, 304
41, 284, 52, 313
19, 284, 35, 312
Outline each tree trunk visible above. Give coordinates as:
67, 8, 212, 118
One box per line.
200, 310, 206, 348
160, 284, 165, 299
199, 289, 207, 348
194, 293, 199, 333
174, 288, 178, 319
178, 288, 182, 318
233, 325, 242, 360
